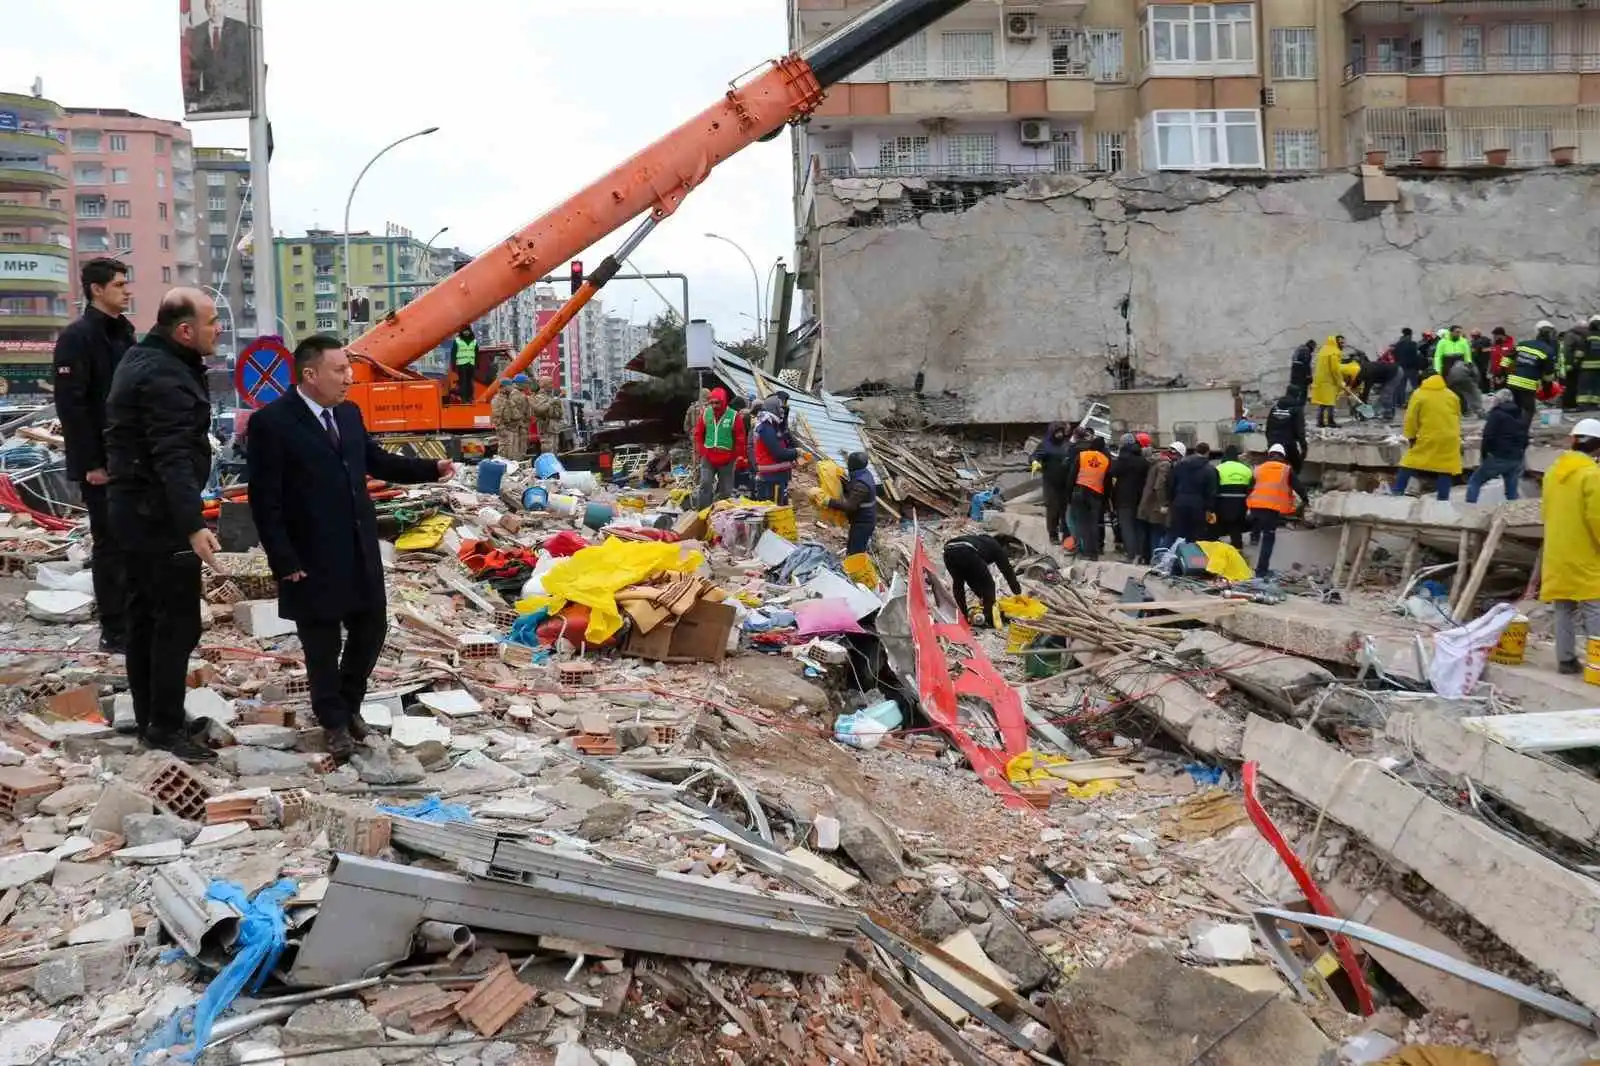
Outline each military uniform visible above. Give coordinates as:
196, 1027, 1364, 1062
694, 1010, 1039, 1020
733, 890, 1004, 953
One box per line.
528, 386, 566, 455
491, 388, 528, 460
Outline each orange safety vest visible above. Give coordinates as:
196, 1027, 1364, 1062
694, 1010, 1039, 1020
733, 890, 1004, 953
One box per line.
1246, 461, 1296, 514
1075, 450, 1109, 493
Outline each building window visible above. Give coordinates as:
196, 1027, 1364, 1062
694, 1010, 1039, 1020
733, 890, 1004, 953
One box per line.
1050, 28, 1125, 81
292, 246, 303, 256
160, 234, 170, 250
111, 200, 131, 218
1151, 109, 1262, 169
111, 168, 129, 184
1051, 130, 1080, 172
874, 32, 928, 80
123, 265, 134, 282
208, 195, 226, 211
76, 198, 105, 219
292, 263, 303, 276
294, 301, 305, 312
1095, 131, 1126, 171
316, 298, 336, 312
941, 32, 996, 78
115, 232, 133, 251
71, 130, 101, 152
154, 136, 167, 154
295, 320, 307, 331
1271, 28, 1316, 80
75, 164, 103, 183
375, 301, 386, 311
109, 134, 128, 153
819, 139, 852, 175
0, 232, 19, 243
1147, 4, 1254, 67
877, 135, 931, 171
1459, 26, 1483, 73
1375, 36, 1406, 73
206, 172, 227, 187
158, 202, 168, 220
316, 316, 336, 330
126, 296, 135, 315
156, 171, 165, 188
1272, 129, 1319, 170
947, 132, 998, 171
293, 283, 305, 293
162, 266, 172, 283
1506, 23, 1554, 72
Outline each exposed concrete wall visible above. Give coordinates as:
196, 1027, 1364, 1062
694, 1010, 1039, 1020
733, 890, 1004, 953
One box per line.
815, 169, 1600, 424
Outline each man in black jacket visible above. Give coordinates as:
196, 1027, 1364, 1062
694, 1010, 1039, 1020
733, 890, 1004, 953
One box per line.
1168, 442, 1218, 544
53, 257, 136, 652
1030, 422, 1074, 545
248, 336, 453, 758
1263, 393, 1308, 473
942, 532, 1021, 630
1105, 435, 1151, 563
104, 289, 223, 763
1392, 328, 1422, 405
1465, 390, 1529, 504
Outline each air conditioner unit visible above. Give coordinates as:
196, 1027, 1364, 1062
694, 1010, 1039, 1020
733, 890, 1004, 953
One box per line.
1006, 12, 1038, 40
1020, 119, 1052, 145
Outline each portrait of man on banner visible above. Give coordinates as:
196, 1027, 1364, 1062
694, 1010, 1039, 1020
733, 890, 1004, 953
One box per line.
180, 0, 254, 120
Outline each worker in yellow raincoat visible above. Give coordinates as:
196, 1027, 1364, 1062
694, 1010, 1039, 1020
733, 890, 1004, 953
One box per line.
1541, 417, 1600, 674
1390, 370, 1462, 501
1310, 335, 1344, 428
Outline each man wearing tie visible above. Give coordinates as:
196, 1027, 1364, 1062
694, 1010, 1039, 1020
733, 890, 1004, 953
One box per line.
184, 0, 251, 115
246, 336, 453, 758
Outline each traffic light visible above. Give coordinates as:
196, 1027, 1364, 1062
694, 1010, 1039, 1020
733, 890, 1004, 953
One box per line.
570, 261, 583, 296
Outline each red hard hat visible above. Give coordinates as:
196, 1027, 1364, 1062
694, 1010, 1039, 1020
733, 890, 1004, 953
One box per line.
1136, 432, 1152, 448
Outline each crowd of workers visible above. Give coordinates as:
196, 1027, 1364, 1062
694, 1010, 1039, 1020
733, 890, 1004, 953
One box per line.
683, 385, 812, 509
487, 372, 567, 460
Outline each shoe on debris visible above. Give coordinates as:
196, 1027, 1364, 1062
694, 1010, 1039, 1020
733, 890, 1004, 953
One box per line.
326, 727, 356, 760
1558, 659, 1583, 675
346, 716, 370, 743
146, 732, 217, 764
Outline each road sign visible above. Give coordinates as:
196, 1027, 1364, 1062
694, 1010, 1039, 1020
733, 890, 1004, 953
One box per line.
234, 336, 293, 409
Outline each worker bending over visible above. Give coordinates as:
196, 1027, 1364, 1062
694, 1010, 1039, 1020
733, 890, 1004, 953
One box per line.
1310, 336, 1344, 427
944, 532, 1021, 629
825, 451, 878, 556
1391, 370, 1463, 500
1067, 434, 1111, 560
1246, 444, 1309, 578
1541, 418, 1600, 674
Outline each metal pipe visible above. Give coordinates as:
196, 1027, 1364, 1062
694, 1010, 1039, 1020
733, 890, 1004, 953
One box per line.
802, 0, 974, 88
415, 920, 475, 956
343, 127, 440, 324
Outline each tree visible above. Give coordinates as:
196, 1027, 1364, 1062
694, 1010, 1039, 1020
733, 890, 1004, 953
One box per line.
724, 336, 767, 364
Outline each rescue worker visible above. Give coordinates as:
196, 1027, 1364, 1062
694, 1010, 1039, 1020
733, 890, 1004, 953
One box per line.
1466, 390, 1528, 504
1168, 441, 1217, 544
527, 377, 566, 455
1264, 392, 1308, 473
1488, 327, 1516, 390
1434, 325, 1472, 378
1561, 321, 1589, 411
825, 451, 878, 556
450, 327, 478, 404
490, 377, 527, 460
694, 386, 744, 507
1066, 434, 1111, 560
1310, 335, 1344, 427
1578, 314, 1600, 410
1288, 339, 1316, 402
1212, 444, 1254, 550
1446, 352, 1484, 420
1391, 370, 1463, 501
1507, 322, 1557, 421
1541, 418, 1600, 674
943, 532, 1022, 630
1393, 327, 1422, 406
1246, 443, 1310, 578
1139, 441, 1182, 554
753, 394, 800, 505
1106, 434, 1151, 564
1469, 328, 1493, 391
1031, 422, 1074, 546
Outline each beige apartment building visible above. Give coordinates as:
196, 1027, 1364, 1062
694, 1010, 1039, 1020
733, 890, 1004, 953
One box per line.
790, 0, 1600, 186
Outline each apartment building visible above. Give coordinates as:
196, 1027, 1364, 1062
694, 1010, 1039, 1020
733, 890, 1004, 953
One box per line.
194, 147, 256, 354
272, 225, 434, 343
0, 89, 70, 389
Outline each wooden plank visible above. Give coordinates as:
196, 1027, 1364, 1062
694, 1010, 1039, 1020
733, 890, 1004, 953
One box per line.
1343, 526, 1373, 593
1331, 522, 1354, 587
1450, 512, 1507, 619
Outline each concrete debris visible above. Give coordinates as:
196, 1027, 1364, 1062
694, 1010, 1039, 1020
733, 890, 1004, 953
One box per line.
121, 812, 203, 847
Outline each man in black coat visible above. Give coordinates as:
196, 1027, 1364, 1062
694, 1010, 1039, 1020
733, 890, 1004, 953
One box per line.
247, 336, 453, 758
1167, 442, 1218, 544
53, 257, 136, 652
104, 289, 223, 763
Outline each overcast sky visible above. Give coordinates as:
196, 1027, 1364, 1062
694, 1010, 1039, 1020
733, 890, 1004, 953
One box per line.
1, 0, 796, 343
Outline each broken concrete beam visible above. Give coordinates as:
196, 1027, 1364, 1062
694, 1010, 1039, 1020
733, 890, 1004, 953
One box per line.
1242, 715, 1600, 1014
1387, 711, 1600, 850
1175, 630, 1333, 714
1311, 490, 1501, 532
1087, 653, 1243, 760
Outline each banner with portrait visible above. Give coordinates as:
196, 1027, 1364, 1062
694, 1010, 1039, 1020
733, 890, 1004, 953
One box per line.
180, 0, 257, 121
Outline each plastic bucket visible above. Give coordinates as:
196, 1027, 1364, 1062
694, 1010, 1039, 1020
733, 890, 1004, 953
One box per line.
522, 486, 550, 511
560, 470, 598, 493
582, 502, 615, 531
1006, 621, 1042, 654
476, 460, 507, 495
534, 453, 566, 479
843, 552, 881, 589
548, 493, 580, 517
1488, 615, 1529, 665
766, 505, 798, 540
1587, 636, 1600, 685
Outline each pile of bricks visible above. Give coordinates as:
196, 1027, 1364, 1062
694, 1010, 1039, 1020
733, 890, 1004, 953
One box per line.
290, 793, 392, 857
125, 752, 215, 822
0, 767, 59, 818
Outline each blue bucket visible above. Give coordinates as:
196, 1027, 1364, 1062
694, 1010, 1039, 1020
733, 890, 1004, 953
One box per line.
522, 485, 550, 511
476, 460, 507, 495
582, 502, 615, 531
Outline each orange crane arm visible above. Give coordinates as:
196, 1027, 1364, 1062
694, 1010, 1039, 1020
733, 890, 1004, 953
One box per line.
346, 0, 973, 372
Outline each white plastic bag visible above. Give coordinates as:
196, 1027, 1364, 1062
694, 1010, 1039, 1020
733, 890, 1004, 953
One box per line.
1428, 602, 1516, 697
35, 563, 95, 595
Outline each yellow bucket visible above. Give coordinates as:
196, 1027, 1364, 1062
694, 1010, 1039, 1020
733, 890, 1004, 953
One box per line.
843, 552, 881, 589
766, 505, 798, 540
1006, 622, 1043, 655
617, 494, 646, 513
1587, 637, 1600, 685
1488, 616, 1529, 665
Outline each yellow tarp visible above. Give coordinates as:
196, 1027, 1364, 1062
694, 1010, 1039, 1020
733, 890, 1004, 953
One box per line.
1005, 751, 1119, 800
997, 595, 1047, 620
538, 537, 705, 644
813, 460, 847, 527
1380, 1049, 1498, 1066
393, 514, 453, 551
1196, 540, 1253, 583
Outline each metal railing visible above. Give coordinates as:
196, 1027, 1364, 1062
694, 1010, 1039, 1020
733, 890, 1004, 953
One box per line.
1346, 51, 1600, 79
1357, 103, 1600, 165
819, 160, 1107, 179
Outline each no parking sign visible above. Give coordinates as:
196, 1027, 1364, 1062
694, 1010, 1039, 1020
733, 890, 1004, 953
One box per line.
234, 336, 293, 409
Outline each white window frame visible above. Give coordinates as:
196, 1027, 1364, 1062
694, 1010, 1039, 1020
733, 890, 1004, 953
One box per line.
1147, 4, 1256, 75
1095, 131, 1127, 172
1271, 28, 1316, 80
206, 171, 227, 187
108, 134, 127, 153
1049, 28, 1125, 81
74, 164, 104, 183
941, 31, 996, 78
1272, 128, 1319, 170
70, 131, 101, 152
111, 168, 129, 184
874, 32, 928, 80
946, 132, 998, 171
1151, 109, 1263, 169
76, 198, 105, 220
1375, 36, 1407, 74
155, 170, 166, 189
819, 139, 852, 175
877, 134, 931, 171
1504, 23, 1553, 73
208, 195, 227, 211
1459, 25, 1483, 73
1051, 130, 1081, 172
111, 200, 131, 218
114, 232, 133, 251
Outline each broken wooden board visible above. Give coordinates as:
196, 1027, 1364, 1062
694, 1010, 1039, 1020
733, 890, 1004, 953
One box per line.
1243, 715, 1600, 1014
909, 927, 1012, 1026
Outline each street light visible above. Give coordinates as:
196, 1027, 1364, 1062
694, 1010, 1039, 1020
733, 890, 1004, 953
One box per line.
705, 232, 763, 343
343, 126, 440, 321
422, 225, 449, 282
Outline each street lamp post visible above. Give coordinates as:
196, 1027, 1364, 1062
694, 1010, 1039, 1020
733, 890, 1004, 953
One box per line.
705, 232, 763, 343
422, 225, 449, 284
343, 127, 440, 325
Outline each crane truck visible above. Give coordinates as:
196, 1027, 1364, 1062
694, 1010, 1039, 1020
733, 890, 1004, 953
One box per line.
337, 0, 974, 437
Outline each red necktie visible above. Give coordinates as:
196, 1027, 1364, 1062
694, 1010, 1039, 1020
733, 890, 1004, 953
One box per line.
212, 27, 220, 50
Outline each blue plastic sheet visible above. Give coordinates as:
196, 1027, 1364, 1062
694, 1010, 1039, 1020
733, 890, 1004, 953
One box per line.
376, 795, 473, 824
1184, 763, 1225, 787
509, 608, 551, 648
136, 879, 297, 1064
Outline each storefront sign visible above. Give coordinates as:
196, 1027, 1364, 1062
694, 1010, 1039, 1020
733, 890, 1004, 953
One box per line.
0, 254, 69, 284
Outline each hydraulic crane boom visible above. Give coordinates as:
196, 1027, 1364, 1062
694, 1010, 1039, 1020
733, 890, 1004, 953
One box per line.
346, 0, 973, 375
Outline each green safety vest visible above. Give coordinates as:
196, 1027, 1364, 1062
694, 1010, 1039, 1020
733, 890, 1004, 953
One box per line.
454, 338, 478, 366
702, 406, 735, 450
1433, 335, 1471, 372
1217, 460, 1253, 490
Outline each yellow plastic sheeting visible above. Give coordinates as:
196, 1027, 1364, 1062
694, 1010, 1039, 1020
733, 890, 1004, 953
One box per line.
1005, 751, 1119, 800
996, 595, 1047, 620
814, 460, 847, 527
1197, 540, 1253, 583
511, 594, 561, 618
539, 537, 705, 644
393, 514, 453, 551
1380, 1049, 1497, 1066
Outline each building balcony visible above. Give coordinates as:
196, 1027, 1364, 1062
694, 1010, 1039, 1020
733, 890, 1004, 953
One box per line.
817, 158, 1104, 181
0, 91, 63, 121
0, 311, 71, 330
1343, 53, 1600, 111
0, 165, 67, 195
1351, 103, 1600, 166
819, 71, 1100, 122
0, 203, 68, 227
0, 129, 64, 158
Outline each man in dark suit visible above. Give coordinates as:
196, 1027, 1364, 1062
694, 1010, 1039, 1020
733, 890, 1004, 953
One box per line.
185, 0, 252, 115
246, 335, 453, 757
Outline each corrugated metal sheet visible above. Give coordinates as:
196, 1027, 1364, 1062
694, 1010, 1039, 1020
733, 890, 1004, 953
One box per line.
712, 348, 868, 467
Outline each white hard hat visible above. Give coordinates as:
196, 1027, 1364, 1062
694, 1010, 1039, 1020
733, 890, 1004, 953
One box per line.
1537, 319, 1555, 331
1574, 418, 1600, 440
1268, 443, 1286, 456
1170, 440, 1188, 457
1590, 313, 1600, 325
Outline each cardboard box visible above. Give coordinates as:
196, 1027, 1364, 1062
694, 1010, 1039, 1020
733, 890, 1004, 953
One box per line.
621, 600, 736, 664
